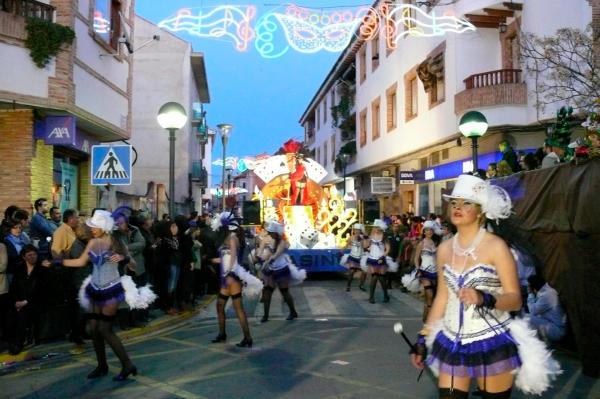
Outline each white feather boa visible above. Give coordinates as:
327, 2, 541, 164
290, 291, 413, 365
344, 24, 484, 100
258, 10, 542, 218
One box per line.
288, 262, 307, 286
424, 318, 561, 395
232, 264, 264, 298
78, 275, 157, 310
339, 253, 350, 268
401, 270, 421, 293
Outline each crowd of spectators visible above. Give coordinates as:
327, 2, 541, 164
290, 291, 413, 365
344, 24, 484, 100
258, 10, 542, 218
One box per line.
0, 201, 221, 355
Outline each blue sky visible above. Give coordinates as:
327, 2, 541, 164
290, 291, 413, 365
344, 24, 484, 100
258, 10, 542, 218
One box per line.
135, 0, 367, 182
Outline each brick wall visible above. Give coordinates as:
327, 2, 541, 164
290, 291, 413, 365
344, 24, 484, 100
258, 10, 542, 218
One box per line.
454, 83, 527, 115
79, 160, 96, 215
0, 110, 34, 213
48, 0, 76, 107
30, 139, 54, 204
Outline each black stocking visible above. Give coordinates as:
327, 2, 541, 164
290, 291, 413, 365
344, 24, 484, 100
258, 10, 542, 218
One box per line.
280, 287, 297, 317
346, 270, 355, 289
378, 274, 389, 301
262, 287, 273, 320
359, 272, 367, 290
481, 388, 513, 399
88, 316, 107, 368
231, 294, 251, 340
97, 315, 133, 369
369, 274, 377, 301
216, 295, 228, 335
438, 388, 469, 399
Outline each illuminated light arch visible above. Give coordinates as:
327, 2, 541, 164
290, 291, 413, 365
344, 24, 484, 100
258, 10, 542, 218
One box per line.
158, 5, 257, 52
383, 4, 476, 45
157, 3, 475, 57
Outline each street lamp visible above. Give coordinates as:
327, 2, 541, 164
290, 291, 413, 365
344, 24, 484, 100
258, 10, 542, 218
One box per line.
340, 153, 350, 197
217, 123, 233, 210
459, 111, 488, 175
157, 102, 188, 217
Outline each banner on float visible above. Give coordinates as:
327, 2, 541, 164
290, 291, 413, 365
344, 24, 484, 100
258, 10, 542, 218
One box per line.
287, 249, 346, 273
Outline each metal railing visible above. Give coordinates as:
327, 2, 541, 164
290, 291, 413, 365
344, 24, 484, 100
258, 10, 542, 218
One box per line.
463, 69, 522, 89
1, 0, 55, 22
191, 161, 207, 187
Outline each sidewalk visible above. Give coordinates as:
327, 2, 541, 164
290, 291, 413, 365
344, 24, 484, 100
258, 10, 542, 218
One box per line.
0, 295, 215, 375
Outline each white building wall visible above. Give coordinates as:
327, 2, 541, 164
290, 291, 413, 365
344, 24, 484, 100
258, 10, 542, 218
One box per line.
128, 16, 208, 209
0, 44, 53, 98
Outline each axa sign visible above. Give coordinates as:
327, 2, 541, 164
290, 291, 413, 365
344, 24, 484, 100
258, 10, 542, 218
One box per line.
34, 116, 77, 146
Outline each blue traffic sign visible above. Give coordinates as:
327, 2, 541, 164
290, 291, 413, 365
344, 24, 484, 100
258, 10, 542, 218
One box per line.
91, 144, 132, 185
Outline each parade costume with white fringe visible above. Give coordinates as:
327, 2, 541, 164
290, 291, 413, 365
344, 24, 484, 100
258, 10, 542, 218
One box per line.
420, 174, 561, 396
340, 237, 364, 270
425, 261, 561, 395
78, 232, 156, 311
362, 239, 398, 273
219, 245, 263, 298
418, 246, 437, 281
261, 246, 307, 287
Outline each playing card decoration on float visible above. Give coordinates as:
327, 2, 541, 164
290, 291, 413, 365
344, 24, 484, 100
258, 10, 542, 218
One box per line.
251, 139, 357, 250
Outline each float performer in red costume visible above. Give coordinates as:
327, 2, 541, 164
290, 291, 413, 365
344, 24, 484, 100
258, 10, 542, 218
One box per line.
283, 140, 309, 206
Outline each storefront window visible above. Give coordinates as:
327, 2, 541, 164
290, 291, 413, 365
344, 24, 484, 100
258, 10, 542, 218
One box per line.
418, 184, 429, 217
54, 157, 80, 212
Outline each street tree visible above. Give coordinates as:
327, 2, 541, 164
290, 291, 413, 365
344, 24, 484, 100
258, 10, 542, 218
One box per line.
521, 24, 600, 113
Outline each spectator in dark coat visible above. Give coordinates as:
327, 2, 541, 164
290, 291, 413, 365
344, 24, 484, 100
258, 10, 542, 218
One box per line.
8, 245, 51, 354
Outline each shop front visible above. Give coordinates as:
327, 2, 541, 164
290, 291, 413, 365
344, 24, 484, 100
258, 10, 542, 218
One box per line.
412, 151, 504, 216
34, 115, 99, 215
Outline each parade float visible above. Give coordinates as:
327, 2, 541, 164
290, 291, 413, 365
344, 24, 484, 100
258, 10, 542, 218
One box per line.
250, 139, 355, 271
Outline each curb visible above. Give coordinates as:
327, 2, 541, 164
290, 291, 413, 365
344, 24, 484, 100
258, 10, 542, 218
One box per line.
0, 295, 215, 373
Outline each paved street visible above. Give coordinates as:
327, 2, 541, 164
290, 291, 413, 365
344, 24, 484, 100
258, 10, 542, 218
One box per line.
1, 276, 599, 399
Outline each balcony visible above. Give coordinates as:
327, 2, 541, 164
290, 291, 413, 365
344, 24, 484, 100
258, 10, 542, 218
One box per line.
191, 161, 207, 187
1, 0, 55, 40
455, 69, 526, 115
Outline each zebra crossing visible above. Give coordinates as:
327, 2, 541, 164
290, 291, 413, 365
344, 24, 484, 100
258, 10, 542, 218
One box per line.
195, 277, 424, 322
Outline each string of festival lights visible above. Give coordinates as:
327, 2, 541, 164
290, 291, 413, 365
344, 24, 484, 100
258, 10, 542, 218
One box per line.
154, 3, 475, 59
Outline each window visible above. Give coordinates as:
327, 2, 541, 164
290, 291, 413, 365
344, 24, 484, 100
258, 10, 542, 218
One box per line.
386, 84, 397, 132
242, 182, 246, 189
372, 34, 380, 71
371, 97, 381, 141
405, 66, 418, 121
331, 89, 335, 108
417, 44, 445, 109
317, 148, 321, 165
359, 108, 368, 147
359, 46, 367, 84
316, 107, 321, 130
324, 141, 328, 167
331, 135, 336, 163
324, 97, 327, 124
93, 0, 122, 51
430, 76, 445, 105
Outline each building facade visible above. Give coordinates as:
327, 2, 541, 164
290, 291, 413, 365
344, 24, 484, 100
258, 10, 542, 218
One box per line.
0, 0, 135, 215
300, 0, 591, 218
121, 15, 211, 217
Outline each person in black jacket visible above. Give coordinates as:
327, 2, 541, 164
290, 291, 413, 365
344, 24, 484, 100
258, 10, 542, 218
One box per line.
8, 245, 51, 355
155, 220, 182, 315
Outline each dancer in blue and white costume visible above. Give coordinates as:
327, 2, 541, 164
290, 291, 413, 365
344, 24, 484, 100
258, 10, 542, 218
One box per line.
340, 223, 367, 292
210, 212, 262, 348
258, 221, 306, 322
410, 175, 560, 399
362, 219, 398, 303
61, 210, 156, 381
414, 220, 440, 322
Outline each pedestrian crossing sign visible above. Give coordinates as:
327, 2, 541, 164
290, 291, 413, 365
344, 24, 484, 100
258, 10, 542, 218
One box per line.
91, 144, 132, 185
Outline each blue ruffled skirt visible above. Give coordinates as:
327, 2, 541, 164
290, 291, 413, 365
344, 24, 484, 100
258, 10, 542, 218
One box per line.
426, 330, 522, 378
